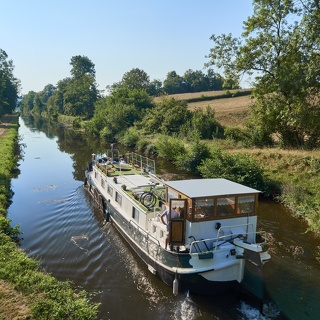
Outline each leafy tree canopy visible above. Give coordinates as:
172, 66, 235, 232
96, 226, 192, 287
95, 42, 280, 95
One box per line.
141, 98, 192, 135
206, 0, 320, 148
70, 55, 96, 79
86, 88, 154, 138
0, 49, 20, 116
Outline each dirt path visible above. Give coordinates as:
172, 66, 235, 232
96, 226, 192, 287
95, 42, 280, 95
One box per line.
0, 114, 18, 136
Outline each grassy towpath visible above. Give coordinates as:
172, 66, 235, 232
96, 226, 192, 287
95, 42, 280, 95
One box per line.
0, 114, 32, 318
0, 114, 99, 320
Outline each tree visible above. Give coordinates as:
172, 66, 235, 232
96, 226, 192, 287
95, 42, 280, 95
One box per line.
63, 56, 98, 118
0, 49, 20, 116
163, 71, 187, 94
147, 79, 163, 96
52, 78, 71, 115
107, 68, 158, 95
205, 69, 223, 90
38, 84, 55, 105
19, 91, 36, 115
141, 98, 192, 135
70, 55, 95, 78
120, 68, 150, 91
86, 88, 154, 138
183, 69, 208, 92
190, 107, 224, 139
63, 75, 98, 118
206, 0, 320, 148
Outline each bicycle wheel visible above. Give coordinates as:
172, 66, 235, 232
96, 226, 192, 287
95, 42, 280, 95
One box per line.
140, 192, 157, 208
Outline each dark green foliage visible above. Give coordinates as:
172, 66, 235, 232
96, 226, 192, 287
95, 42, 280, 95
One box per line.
63, 75, 98, 118
86, 88, 153, 139
162, 68, 230, 95
163, 71, 187, 94
119, 127, 140, 147
155, 135, 186, 162
0, 216, 21, 238
20, 55, 98, 119
70, 55, 95, 78
72, 118, 81, 129
198, 147, 266, 191
190, 107, 224, 139
107, 87, 153, 112
224, 126, 247, 142
174, 139, 211, 174
206, 0, 320, 148
142, 98, 192, 135
0, 49, 20, 116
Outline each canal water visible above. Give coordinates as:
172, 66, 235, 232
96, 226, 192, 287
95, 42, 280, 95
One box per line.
8, 117, 320, 320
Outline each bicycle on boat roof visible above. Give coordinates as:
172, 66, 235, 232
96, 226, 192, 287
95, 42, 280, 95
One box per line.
140, 184, 165, 209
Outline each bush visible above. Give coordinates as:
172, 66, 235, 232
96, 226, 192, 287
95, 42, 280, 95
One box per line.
224, 126, 248, 142
174, 140, 211, 174
155, 135, 186, 161
0, 216, 21, 238
198, 147, 267, 191
72, 117, 81, 129
136, 138, 151, 153
189, 107, 224, 139
119, 127, 140, 147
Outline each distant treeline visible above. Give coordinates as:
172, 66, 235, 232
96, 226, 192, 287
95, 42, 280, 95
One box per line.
18, 54, 240, 122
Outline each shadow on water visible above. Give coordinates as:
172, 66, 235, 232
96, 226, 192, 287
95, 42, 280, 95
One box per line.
8, 116, 320, 320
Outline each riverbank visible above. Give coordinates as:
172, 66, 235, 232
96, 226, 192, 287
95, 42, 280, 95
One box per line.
0, 114, 99, 319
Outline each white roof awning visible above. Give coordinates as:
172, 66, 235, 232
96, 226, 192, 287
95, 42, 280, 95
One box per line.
165, 178, 260, 198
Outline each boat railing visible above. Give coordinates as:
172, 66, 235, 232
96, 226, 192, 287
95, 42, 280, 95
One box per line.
125, 152, 156, 174
129, 219, 161, 253
189, 223, 268, 254
216, 223, 254, 242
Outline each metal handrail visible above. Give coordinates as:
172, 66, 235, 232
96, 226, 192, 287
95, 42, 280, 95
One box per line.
129, 219, 161, 248
125, 152, 156, 174
188, 223, 268, 254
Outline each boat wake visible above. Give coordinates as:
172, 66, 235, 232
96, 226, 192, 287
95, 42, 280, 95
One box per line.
173, 293, 202, 320
104, 223, 202, 318
238, 301, 280, 320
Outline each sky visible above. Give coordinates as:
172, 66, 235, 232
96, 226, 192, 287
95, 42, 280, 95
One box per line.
1, 0, 253, 95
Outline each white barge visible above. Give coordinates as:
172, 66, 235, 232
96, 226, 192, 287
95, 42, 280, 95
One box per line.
85, 151, 270, 298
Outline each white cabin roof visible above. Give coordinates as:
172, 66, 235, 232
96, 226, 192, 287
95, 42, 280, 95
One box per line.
165, 178, 260, 198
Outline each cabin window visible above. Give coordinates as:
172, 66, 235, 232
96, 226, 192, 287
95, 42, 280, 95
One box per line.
107, 184, 113, 196
216, 197, 236, 216
101, 178, 105, 188
95, 171, 98, 179
167, 188, 178, 202
194, 199, 214, 220
132, 207, 139, 222
238, 195, 255, 215
115, 192, 122, 205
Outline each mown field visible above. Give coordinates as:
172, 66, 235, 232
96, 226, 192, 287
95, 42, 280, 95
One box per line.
154, 89, 253, 127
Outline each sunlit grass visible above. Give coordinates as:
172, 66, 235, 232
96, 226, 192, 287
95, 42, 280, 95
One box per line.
0, 115, 99, 319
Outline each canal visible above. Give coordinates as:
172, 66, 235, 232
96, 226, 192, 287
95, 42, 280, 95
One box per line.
8, 117, 320, 320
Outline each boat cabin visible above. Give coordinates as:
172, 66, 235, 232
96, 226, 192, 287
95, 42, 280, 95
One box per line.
163, 178, 260, 251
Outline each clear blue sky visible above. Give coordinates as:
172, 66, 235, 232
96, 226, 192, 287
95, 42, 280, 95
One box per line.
1, 0, 253, 95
